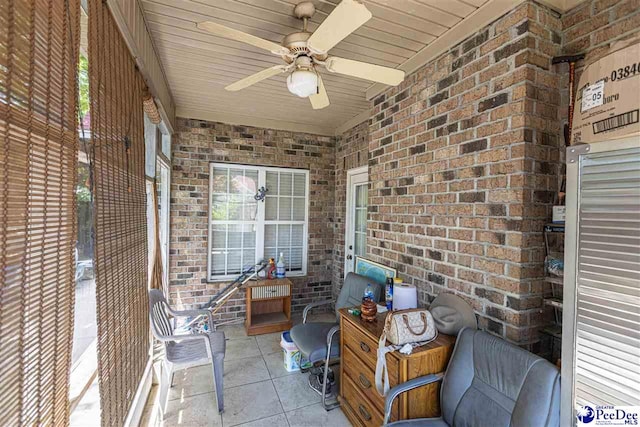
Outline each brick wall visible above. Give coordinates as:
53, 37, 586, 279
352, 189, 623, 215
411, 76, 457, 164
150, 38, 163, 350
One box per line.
331, 120, 369, 296
364, 2, 565, 350
166, 0, 639, 337
169, 118, 336, 321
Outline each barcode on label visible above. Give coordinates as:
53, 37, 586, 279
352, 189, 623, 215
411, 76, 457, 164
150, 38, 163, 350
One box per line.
592, 110, 639, 134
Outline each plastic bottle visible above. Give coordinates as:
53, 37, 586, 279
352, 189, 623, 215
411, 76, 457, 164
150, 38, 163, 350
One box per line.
363, 283, 374, 301
267, 258, 276, 279
276, 252, 286, 278
385, 277, 394, 310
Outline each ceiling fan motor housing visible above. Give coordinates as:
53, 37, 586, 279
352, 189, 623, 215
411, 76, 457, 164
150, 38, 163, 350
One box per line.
282, 32, 328, 63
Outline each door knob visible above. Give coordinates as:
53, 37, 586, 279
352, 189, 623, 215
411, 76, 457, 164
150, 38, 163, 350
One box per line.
347, 255, 353, 260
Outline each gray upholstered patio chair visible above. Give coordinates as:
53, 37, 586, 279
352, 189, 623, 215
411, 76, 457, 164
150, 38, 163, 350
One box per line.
148, 289, 226, 416
290, 272, 383, 410
383, 328, 560, 427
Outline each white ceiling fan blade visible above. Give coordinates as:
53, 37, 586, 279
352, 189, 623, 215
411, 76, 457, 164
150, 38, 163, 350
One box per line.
309, 74, 330, 110
307, 0, 372, 54
324, 57, 405, 86
197, 21, 289, 55
225, 65, 288, 91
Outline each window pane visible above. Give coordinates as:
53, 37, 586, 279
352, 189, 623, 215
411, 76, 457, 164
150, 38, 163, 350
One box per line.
290, 247, 303, 271
212, 224, 226, 248
356, 208, 367, 232
227, 224, 243, 249
265, 196, 277, 220
280, 173, 293, 196
227, 250, 242, 274
356, 184, 367, 207
266, 172, 278, 195
278, 225, 291, 247
228, 194, 243, 220
211, 195, 228, 220
355, 232, 366, 257
211, 251, 226, 275
244, 226, 256, 248
245, 170, 258, 187
265, 224, 277, 248
162, 133, 171, 159
293, 173, 305, 196
211, 168, 228, 193
244, 196, 257, 221
243, 249, 256, 268
291, 224, 304, 245
229, 169, 246, 194
264, 247, 277, 262
279, 197, 292, 220
292, 198, 305, 221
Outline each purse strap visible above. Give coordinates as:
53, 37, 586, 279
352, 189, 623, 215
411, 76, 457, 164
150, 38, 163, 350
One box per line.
402, 312, 428, 336
375, 314, 394, 396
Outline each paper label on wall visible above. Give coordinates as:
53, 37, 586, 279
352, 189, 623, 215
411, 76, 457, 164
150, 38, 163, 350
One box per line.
581, 80, 605, 112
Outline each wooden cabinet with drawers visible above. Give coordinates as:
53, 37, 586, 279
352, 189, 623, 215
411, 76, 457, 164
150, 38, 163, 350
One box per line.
338, 308, 455, 426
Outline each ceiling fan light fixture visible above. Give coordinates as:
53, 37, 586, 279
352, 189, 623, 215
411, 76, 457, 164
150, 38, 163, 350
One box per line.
286, 69, 317, 98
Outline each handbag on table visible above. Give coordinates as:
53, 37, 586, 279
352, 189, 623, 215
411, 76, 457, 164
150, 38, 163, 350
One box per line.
375, 308, 438, 396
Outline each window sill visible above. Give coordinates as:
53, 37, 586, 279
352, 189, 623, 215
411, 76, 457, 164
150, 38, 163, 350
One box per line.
207, 273, 307, 283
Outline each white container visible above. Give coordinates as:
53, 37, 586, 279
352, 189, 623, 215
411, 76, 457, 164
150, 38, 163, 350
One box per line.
552, 206, 566, 223
280, 331, 311, 372
276, 252, 286, 278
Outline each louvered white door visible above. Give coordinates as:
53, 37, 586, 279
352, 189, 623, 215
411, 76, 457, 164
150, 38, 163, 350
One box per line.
561, 137, 640, 425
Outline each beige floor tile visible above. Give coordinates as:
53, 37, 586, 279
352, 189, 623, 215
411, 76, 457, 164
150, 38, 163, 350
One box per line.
263, 351, 298, 379
223, 356, 270, 389
256, 332, 283, 356
226, 337, 262, 361
233, 413, 289, 427
217, 324, 248, 339
163, 391, 222, 427
221, 380, 283, 427
285, 403, 351, 427
273, 373, 321, 412
168, 365, 214, 401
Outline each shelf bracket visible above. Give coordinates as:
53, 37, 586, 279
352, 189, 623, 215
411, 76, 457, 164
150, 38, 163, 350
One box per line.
566, 143, 591, 164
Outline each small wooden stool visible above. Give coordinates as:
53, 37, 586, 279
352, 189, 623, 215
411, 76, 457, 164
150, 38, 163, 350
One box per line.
245, 278, 292, 335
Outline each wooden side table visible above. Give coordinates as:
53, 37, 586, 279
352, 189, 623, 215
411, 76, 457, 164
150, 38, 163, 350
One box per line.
245, 278, 293, 335
338, 308, 455, 426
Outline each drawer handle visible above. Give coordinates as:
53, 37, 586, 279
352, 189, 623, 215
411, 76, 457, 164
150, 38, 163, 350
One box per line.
358, 373, 371, 389
360, 341, 370, 353
358, 404, 372, 421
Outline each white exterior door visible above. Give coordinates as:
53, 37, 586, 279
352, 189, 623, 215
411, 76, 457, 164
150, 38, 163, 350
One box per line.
344, 166, 368, 276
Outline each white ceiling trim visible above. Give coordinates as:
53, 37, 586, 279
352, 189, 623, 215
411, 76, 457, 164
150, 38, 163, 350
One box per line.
365, 0, 526, 100
364, 0, 587, 100
177, 107, 336, 136
335, 109, 370, 136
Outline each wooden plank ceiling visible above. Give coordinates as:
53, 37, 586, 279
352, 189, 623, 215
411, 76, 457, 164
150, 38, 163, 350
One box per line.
140, 0, 488, 135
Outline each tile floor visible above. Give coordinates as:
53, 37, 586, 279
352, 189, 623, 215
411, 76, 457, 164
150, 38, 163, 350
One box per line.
141, 313, 352, 427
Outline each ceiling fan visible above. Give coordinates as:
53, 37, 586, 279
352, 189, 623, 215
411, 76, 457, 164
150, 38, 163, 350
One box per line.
196, 0, 405, 110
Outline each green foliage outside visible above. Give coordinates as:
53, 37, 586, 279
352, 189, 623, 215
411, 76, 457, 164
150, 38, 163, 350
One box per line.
78, 55, 89, 120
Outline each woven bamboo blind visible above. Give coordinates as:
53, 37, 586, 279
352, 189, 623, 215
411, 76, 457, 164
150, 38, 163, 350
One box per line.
88, 1, 149, 425
0, 0, 80, 425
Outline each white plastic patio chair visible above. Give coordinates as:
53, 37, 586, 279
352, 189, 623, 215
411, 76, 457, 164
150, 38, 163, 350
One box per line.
148, 289, 226, 416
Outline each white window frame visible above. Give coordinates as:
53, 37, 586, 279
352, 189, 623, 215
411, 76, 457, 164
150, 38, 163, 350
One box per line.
207, 163, 310, 282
